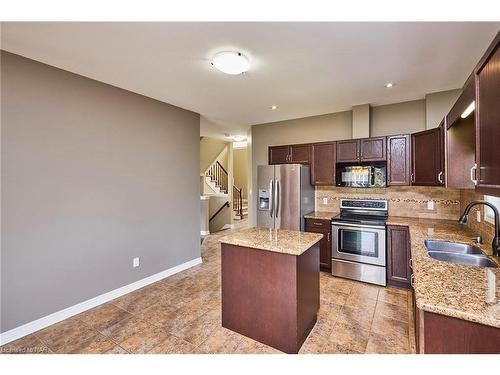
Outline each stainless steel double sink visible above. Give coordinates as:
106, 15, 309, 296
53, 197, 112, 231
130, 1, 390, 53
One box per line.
424, 240, 497, 268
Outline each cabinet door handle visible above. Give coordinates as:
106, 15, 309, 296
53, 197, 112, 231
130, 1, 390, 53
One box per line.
313, 222, 323, 226
409, 258, 413, 270
327, 232, 330, 241
411, 173, 415, 183
410, 274, 414, 288
438, 171, 443, 184
470, 163, 478, 185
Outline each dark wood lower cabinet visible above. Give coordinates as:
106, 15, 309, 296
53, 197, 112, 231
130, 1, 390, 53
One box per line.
221, 243, 320, 354
305, 218, 332, 272
415, 308, 500, 353
386, 225, 412, 289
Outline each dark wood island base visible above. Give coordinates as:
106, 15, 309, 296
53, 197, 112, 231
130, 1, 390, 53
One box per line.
220, 228, 322, 354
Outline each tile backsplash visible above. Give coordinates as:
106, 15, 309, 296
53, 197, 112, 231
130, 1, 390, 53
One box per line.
460, 189, 495, 254
315, 186, 461, 220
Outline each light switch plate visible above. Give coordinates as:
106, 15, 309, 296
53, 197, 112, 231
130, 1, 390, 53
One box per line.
323, 197, 328, 205
133, 257, 140, 268
427, 200, 434, 210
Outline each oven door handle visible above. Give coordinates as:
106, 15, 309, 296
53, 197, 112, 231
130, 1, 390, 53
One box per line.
331, 221, 386, 230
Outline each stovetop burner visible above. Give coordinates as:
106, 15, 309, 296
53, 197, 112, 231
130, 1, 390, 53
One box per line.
332, 213, 387, 226
332, 198, 388, 227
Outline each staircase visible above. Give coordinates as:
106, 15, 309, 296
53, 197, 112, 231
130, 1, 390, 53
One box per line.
233, 186, 248, 220
205, 161, 228, 195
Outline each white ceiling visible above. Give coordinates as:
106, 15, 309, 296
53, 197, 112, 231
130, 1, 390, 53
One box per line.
2, 22, 499, 138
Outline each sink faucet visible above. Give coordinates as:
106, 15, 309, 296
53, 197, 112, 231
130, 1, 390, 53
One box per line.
459, 200, 500, 256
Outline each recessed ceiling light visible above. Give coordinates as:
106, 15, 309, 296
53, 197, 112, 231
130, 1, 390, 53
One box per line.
385, 82, 394, 88
211, 51, 250, 75
270, 105, 278, 110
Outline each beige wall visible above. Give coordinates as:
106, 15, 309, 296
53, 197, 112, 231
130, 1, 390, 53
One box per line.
425, 89, 462, 129
200, 137, 228, 173
1, 51, 200, 333
233, 147, 248, 198
249, 111, 352, 224
370, 99, 426, 136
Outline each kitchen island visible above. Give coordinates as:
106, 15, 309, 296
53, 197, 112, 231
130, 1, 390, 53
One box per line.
219, 227, 323, 354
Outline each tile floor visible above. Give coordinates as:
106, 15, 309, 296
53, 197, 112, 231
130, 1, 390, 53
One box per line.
0, 223, 415, 354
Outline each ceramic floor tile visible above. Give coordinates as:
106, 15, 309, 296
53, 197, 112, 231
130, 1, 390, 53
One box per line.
337, 305, 375, 330
374, 300, 408, 323
111, 285, 165, 314
78, 303, 132, 331
365, 331, 409, 354
99, 314, 151, 343
68, 334, 117, 354
147, 334, 197, 354
327, 320, 370, 353
197, 327, 242, 354
0, 334, 51, 354
377, 287, 408, 307
344, 293, 378, 311
371, 314, 409, 338
132, 300, 180, 329
172, 313, 220, 347
118, 325, 171, 354
349, 282, 381, 300
34, 316, 99, 353
234, 336, 282, 354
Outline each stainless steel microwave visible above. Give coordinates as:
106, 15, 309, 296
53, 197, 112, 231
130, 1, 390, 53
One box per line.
336, 163, 387, 188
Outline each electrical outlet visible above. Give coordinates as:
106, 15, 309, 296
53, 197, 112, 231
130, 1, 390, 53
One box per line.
477, 210, 481, 223
322, 197, 328, 205
133, 257, 140, 268
427, 200, 434, 210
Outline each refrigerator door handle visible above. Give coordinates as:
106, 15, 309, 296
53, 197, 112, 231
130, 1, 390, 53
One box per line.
269, 179, 274, 218
275, 179, 280, 218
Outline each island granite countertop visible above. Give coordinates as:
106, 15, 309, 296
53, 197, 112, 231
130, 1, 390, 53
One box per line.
387, 216, 500, 328
219, 227, 323, 256
303, 211, 338, 220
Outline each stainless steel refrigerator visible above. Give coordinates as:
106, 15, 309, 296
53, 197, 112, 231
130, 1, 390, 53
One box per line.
257, 164, 314, 231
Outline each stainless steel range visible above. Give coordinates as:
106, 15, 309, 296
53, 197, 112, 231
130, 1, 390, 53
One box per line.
331, 199, 388, 286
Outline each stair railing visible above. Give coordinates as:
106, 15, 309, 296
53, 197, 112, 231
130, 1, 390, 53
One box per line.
209, 201, 230, 222
233, 186, 243, 218
206, 161, 228, 194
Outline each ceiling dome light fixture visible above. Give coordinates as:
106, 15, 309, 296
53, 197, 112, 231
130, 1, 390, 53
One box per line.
231, 135, 246, 142
211, 51, 250, 75
270, 105, 278, 110
385, 82, 394, 88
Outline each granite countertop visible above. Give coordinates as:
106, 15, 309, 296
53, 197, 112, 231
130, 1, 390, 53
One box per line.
304, 211, 338, 220
219, 227, 323, 256
387, 216, 500, 328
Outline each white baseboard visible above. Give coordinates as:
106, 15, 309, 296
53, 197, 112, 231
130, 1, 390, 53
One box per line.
0, 257, 202, 346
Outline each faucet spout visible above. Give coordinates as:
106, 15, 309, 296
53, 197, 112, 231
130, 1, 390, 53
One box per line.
458, 200, 500, 256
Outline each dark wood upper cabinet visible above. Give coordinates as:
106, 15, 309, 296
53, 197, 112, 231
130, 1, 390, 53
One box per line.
269, 145, 290, 164
310, 142, 336, 185
386, 225, 412, 289
269, 144, 310, 165
475, 31, 500, 196
289, 144, 311, 164
446, 76, 476, 189
448, 75, 475, 128
336, 140, 360, 163
360, 137, 386, 161
411, 127, 444, 186
387, 134, 411, 186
